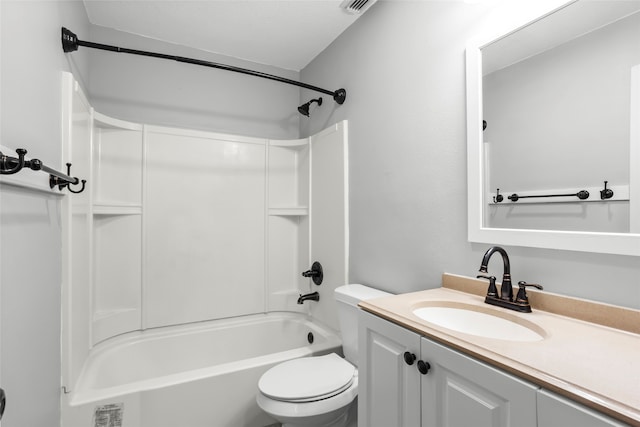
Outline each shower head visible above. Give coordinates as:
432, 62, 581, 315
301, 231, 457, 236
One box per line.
298, 97, 323, 117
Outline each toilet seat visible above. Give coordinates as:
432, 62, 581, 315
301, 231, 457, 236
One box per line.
258, 353, 355, 403
257, 366, 359, 423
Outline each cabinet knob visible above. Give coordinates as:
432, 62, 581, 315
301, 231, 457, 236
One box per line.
417, 360, 431, 375
403, 351, 416, 365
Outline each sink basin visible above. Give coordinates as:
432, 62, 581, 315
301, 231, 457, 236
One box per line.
411, 302, 545, 342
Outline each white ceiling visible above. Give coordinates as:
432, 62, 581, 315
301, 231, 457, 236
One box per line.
82, 0, 373, 71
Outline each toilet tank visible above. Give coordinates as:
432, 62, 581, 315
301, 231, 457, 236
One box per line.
334, 284, 392, 367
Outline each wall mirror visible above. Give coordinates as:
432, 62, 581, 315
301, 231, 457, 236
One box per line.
466, 0, 640, 256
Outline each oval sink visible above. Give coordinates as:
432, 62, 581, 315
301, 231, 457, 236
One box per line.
411, 303, 545, 342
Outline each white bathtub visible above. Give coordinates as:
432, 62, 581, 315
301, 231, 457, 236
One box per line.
62, 312, 341, 427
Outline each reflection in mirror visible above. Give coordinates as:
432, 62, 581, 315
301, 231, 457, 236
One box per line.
466, 0, 640, 256
482, 1, 640, 233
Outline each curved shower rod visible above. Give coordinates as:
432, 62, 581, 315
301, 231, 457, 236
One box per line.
61, 28, 346, 105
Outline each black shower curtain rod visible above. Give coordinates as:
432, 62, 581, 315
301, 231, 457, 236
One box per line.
61, 28, 346, 105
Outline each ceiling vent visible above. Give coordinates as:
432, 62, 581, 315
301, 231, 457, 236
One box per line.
340, 0, 377, 14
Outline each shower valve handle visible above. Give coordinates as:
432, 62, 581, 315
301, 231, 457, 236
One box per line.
301, 261, 323, 285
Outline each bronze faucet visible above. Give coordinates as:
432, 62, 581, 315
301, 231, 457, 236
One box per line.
477, 246, 543, 313
297, 292, 320, 304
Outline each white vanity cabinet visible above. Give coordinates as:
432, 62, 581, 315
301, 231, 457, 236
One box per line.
359, 309, 632, 427
358, 310, 538, 427
537, 390, 628, 427
358, 310, 422, 426
420, 336, 538, 427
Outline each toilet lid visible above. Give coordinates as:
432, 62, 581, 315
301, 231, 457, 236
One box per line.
258, 353, 355, 402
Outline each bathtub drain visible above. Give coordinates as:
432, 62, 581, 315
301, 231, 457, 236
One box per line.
307, 332, 314, 344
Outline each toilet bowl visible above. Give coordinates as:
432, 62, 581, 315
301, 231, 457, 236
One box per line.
256, 284, 391, 427
256, 353, 358, 427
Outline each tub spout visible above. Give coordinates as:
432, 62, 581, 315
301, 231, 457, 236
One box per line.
297, 292, 320, 304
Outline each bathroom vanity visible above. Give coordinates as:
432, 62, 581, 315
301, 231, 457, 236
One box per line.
357, 274, 639, 427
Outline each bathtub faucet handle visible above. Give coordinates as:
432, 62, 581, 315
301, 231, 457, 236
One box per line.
301, 261, 323, 285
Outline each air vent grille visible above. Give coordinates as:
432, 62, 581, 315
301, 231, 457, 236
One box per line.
340, 0, 377, 14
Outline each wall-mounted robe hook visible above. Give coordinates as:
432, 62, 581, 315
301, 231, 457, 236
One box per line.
600, 181, 614, 200
493, 188, 503, 203
67, 179, 87, 194
50, 163, 86, 194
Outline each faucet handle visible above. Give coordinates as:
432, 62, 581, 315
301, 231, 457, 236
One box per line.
477, 274, 498, 298
301, 261, 323, 285
517, 281, 543, 290
515, 281, 543, 304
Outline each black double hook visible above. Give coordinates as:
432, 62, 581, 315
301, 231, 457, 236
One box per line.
600, 181, 614, 200
0, 149, 86, 194
50, 163, 86, 193
493, 188, 503, 203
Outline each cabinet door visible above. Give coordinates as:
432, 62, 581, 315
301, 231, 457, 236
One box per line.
421, 338, 538, 427
537, 389, 629, 427
358, 310, 421, 427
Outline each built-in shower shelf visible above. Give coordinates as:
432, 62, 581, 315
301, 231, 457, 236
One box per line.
269, 139, 308, 149
268, 207, 309, 216
93, 203, 142, 215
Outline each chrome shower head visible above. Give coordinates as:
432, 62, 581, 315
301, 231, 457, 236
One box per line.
298, 97, 323, 117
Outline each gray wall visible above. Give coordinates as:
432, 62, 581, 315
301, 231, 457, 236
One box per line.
87, 25, 302, 140
301, 1, 640, 308
0, 1, 90, 426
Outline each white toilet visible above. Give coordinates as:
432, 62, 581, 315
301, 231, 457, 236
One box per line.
256, 284, 390, 427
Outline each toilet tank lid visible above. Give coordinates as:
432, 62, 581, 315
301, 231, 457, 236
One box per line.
334, 284, 392, 306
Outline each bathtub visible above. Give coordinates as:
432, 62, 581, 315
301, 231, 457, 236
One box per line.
62, 312, 341, 427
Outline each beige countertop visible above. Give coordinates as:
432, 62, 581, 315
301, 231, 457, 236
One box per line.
358, 274, 640, 426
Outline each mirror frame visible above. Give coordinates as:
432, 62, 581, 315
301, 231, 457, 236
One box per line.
466, 1, 640, 256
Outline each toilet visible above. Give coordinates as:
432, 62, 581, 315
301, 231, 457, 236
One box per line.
256, 284, 391, 427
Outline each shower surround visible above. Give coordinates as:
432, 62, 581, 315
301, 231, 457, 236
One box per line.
60, 72, 349, 426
